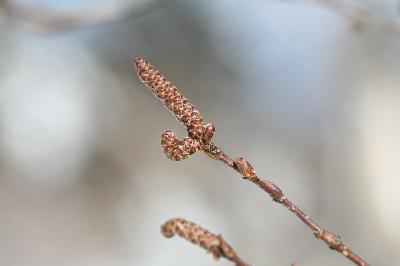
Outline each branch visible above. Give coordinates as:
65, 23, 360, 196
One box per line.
161, 218, 250, 266
0, 0, 171, 33
134, 58, 370, 266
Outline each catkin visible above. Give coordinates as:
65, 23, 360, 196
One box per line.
135, 58, 206, 142
161, 218, 238, 262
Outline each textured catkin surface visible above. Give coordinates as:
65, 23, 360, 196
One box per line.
160, 131, 202, 161
161, 218, 220, 252
134, 57, 217, 161
161, 218, 234, 261
134, 58, 206, 141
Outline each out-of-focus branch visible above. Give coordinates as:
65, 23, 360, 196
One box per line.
284, 0, 400, 35
161, 218, 250, 266
0, 0, 172, 33
295, 0, 368, 28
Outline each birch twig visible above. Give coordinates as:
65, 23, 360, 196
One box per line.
134, 57, 369, 266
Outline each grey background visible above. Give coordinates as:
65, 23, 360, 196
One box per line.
0, 0, 399, 265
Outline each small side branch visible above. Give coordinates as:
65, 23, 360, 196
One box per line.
161, 218, 250, 266
135, 58, 369, 266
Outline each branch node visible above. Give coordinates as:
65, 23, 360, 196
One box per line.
234, 157, 257, 181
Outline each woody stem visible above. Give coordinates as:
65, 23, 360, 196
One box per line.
203, 143, 369, 266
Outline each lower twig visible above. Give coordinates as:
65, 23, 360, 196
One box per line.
161, 218, 250, 266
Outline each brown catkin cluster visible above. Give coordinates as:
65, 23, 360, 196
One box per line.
161, 218, 239, 263
160, 131, 202, 161
135, 58, 217, 161
134, 57, 206, 141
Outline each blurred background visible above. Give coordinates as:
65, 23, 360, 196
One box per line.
0, 0, 399, 265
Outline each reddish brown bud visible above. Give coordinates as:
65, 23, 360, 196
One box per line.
234, 157, 257, 180
318, 230, 343, 250
203, 123, 216, 144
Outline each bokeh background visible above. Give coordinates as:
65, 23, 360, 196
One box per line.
0, 0, 399, 265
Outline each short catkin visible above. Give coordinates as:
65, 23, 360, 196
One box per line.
161, 218, 238, 262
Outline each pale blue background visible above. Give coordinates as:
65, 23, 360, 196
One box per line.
0, 1, 399, 265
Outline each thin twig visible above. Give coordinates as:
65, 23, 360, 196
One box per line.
161, 218, 250, 266
134, 57, 370, 266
